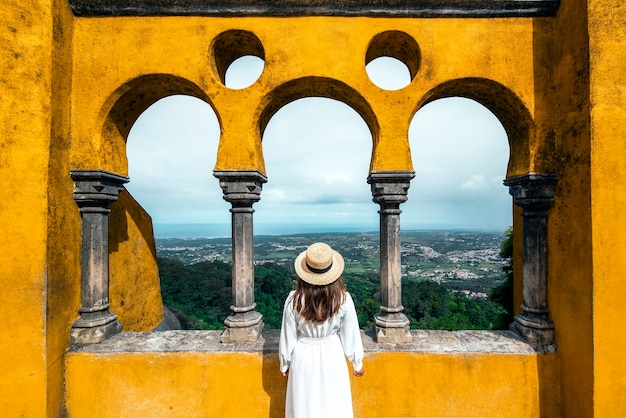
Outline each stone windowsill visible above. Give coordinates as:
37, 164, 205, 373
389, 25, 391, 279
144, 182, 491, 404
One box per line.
71, 329, 537, 354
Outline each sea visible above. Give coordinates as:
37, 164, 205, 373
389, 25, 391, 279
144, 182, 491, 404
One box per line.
153, 223, 378, 239
153, 223, 504, 239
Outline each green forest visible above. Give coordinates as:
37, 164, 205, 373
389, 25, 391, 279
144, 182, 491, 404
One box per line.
159, 229, 513, 331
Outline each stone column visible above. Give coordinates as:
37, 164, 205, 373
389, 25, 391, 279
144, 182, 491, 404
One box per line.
70, 170, 128, 344
368, 171, 415, 343
214, 170, 266, 343
504, 173, 557, 351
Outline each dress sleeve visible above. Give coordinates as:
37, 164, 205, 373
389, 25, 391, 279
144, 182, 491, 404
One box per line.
279, 291, 297, 373
339, 292, 364, 372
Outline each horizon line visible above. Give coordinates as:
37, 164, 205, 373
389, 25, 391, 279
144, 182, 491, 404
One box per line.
153, 222, 510, 239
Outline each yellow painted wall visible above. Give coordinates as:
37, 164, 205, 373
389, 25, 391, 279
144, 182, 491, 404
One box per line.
588, 0, 626, 416
531, 1, 594, 415
46, 1, 79, 416
65, 349, 556, 418
69, 16, 537, 178
0, 1, 55, 416
109, 190, 164, 332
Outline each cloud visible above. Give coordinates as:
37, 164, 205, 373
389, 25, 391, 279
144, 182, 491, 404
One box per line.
260, 97, 373, 217
460, 174, 489, 191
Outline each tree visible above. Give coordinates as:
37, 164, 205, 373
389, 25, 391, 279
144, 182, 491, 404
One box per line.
489, 227, 514, 329
254, 263, 293, 328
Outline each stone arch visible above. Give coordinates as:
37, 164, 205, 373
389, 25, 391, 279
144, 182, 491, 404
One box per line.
99, 74, 215, 174
417, 78, 534, 178
256, 76, 380, 155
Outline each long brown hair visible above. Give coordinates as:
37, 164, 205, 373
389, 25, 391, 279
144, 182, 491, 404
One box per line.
292, 276, 347, 322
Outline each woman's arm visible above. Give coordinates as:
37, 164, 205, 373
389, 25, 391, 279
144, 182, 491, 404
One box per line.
278, 291, 297, 374
339, 292, 364, 375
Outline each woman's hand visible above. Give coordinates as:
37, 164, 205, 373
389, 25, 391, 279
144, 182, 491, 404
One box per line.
281, 369, 289, 377
353, 368, 364, 377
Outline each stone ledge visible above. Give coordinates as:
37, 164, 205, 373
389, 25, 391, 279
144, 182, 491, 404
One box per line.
71, 329, 536, 354
68, 0, 559, 18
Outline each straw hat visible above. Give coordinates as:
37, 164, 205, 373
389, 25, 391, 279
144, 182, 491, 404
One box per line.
294, 242, 345, 286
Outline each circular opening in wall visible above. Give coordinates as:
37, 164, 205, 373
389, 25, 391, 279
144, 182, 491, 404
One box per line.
212, 30, 265, 89
365, 31, 420, 91
225, 55, 265, 89
366, 57, 412, 91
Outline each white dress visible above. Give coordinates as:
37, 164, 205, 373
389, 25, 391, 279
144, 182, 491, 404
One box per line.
279, 290, 364, 418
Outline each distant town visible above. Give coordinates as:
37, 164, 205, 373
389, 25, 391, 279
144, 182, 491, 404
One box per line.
156, 229, 508, 297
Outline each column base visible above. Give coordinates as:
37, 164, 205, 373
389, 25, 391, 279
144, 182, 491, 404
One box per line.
221, 311, 264, 343
511, 313, 556, 352
374, 313, 412, 343
71, 315, 122, 345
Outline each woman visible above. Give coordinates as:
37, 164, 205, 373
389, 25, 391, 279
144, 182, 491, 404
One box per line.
279, 242, 364, 418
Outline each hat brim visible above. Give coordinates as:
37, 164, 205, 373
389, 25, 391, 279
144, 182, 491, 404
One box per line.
294, 249, 345, 286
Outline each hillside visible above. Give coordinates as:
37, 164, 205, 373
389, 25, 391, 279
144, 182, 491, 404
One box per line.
157, 230, 512, 330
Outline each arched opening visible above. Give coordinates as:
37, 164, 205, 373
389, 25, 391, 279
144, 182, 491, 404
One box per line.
402, 96, 512, 330
124, 95, 233, 330
259, 97, 374, 234
406, 97, 510, 231
100, 75, 210, 174
126, 95, 227, 238
256, 76, 380, 143
259, 97, 379, 328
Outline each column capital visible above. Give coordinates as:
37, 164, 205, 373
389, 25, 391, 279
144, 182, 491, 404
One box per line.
214, 170, 267, 205
70, 169, 129, 208
504, 173, 557, 212
367, 170, 415, 206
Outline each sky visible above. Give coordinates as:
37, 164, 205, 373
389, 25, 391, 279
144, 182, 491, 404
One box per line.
126, 57, 511, 237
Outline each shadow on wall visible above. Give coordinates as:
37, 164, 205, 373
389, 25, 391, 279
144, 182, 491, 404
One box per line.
108, 189, 164, 331
262, 332, 287, 417
109, 189, 157, 260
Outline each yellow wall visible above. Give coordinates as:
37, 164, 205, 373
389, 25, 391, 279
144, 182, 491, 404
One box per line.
109, 190, 164, 332
532, 1, 594, 416
69, 16, 537, 177
0, 1, 55, 415
46, 1, 79, 416
588, 0, 626, 416
65, 344, 556, 418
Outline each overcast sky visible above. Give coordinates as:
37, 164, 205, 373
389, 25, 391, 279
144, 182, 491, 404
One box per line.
126, 58, 511, 237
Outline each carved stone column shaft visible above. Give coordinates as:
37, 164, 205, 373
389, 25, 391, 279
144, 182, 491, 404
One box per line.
379, 203, 402, 313
368, 171, 415, 343
231, 204, 255, 313
70, 170, 128, 344
504, 173, 557, 351
214, 170, 266, 343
